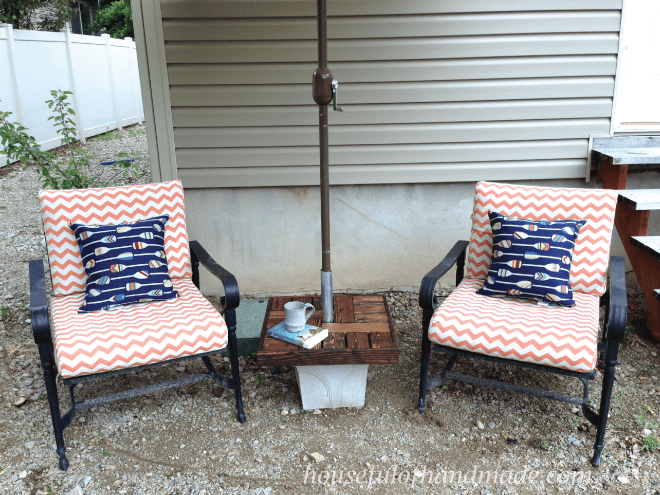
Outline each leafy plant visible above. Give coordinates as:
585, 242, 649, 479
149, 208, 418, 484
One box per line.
0, 306, 8, 319
102, 451, 111, 456
643, 435, 660, 451
624, 326, 635, 342
128, 127, 145, 137
540, 441, 549, 450
634, 409, 646, 427
92, 0, 133, 38
0, 0, 72, 31
0, 91, 139, 189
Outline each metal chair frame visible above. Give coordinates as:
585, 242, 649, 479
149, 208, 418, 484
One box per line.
418, 241, 628, 467
30, 240, 245, 471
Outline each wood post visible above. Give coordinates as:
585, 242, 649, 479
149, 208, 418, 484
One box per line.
597, 158, 628, 190
614, 202, 660, 339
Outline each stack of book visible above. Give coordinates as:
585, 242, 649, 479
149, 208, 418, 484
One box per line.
267, 321, 329, 349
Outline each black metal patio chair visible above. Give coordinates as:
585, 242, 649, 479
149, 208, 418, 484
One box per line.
418, 181, 627, 467
31, 180, 244, 470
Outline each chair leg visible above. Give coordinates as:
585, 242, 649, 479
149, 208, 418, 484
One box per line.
592, 359, 617, 467
38, 343, 69, 471
418, 308, 433, 415
225, 308, 246, 423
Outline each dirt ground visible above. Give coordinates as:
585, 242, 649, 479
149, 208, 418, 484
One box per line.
1, 129, 660, 494
1, 287, 659, 495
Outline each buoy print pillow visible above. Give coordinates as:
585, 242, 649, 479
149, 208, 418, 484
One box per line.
476, 211, 586, 307
71, 215, 178, 313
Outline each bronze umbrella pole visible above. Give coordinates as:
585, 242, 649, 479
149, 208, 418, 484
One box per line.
312, 0, 334, 323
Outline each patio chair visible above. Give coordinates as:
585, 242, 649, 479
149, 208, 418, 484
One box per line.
418, 181, 626, 467
30, 180, 245, 470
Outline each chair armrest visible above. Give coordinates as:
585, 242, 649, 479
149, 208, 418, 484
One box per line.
605, 256, 628, 342
189, 241, 240, 310
419, 240, 469, 311
29, 259, 52, 345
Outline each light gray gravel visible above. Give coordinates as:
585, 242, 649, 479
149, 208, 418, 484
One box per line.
1, 125, 660, 494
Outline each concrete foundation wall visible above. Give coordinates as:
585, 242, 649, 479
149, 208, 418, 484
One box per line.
184, 176, 660, 297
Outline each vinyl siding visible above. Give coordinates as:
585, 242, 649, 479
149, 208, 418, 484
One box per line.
160, 0, 622, 187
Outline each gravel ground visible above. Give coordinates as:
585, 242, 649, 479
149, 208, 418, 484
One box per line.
1, 125, 660, 494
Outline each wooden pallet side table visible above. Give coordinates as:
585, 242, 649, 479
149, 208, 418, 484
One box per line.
256, 294, 400, 409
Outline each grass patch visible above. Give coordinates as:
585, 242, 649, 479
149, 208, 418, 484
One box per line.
92, 130, 121, 142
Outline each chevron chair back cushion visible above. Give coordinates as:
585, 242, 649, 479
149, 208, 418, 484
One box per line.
40, 181, 192, 297
466, 182, 618, 297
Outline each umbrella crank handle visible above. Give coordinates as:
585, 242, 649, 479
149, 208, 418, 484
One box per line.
332, 79, 343, 112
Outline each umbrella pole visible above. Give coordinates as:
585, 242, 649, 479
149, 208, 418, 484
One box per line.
314, 0, 334, 323
320, 105, 333, 323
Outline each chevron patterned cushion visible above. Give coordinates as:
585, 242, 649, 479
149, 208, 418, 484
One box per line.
476, 211, 585, 307
466, 181, 618, 297
39, 181, 192, 297
50, 278, 228, 378
429, 278, 600, 373
71, 215, 178, 313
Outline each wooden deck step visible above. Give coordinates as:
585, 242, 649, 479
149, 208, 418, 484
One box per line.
631, 236, 660, 263
618, 189, 660, 211
593, 148, 660, 165
593, 136, 660, 164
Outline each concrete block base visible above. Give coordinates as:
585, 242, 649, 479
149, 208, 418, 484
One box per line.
295, 364, 369, 410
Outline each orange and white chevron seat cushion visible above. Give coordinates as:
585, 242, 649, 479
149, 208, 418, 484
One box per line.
39, 180, 192, 297
50, 278, 228, 378
428, 278, 599, 373
466, 181, 618, 297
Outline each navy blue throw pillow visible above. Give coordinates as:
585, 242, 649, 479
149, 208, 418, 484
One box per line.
71, 215, 178, 313
476, 211, 586, 307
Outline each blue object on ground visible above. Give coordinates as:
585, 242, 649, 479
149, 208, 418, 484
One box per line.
100, 159, 135, 166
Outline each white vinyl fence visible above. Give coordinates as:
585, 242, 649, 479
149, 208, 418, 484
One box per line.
0, 25, 144, 166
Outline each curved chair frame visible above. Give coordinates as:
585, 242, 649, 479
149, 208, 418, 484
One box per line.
30, 240, 245, 470
418, 241, 627, 467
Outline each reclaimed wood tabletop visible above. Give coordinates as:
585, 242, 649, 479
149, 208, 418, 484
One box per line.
256, 294, 400, 367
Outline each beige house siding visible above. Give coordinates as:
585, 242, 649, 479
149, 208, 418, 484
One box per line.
158, 0, 622, 188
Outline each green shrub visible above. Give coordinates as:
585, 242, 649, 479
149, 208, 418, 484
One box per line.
0, 90, 138, 189
92, 0, 133, 39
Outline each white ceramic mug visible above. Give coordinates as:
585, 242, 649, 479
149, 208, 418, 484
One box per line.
284, 301, 316, 332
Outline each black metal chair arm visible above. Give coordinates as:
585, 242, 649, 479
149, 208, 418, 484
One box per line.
189, 241, 240, 310
29, 259, 52, 345
606, 256, 628, 342
419, 240, 470, 311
